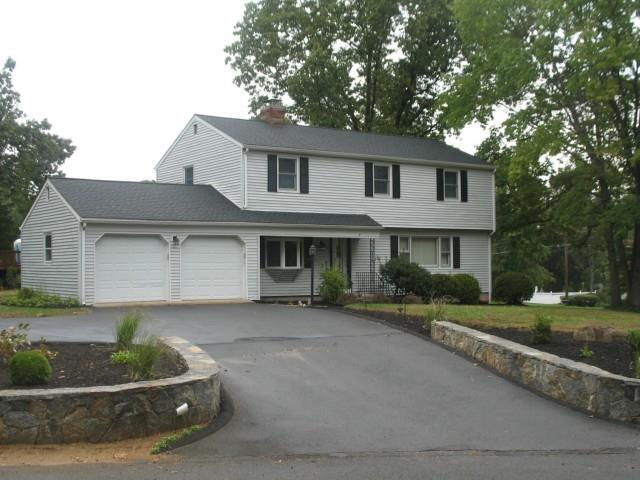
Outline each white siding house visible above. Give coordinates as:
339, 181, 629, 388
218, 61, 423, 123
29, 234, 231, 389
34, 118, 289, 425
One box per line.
20, 106, 494, 305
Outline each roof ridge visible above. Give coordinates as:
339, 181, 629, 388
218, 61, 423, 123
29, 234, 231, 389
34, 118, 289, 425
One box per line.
49, 176, 211, 188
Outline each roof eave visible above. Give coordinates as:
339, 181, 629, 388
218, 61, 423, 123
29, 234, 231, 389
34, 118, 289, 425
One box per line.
244, 145, 495, 170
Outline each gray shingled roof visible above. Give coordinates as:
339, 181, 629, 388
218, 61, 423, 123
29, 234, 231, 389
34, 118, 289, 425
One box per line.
195, 115, 488, 167
50, 177, 380, 227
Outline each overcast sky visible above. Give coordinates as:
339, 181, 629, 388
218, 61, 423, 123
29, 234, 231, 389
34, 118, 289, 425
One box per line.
2, 0, 486, 182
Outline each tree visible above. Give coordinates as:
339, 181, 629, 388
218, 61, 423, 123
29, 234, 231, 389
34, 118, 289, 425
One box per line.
225, 0, 459, 137
445, 0, 640, 307
0, 58, 74, 249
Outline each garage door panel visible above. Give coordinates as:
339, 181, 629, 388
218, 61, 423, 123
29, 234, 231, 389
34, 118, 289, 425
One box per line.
95, 235, 168, 303
181, 237, 244, 300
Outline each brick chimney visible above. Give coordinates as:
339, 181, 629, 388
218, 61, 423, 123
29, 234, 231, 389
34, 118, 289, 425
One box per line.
259, 99, 286, 125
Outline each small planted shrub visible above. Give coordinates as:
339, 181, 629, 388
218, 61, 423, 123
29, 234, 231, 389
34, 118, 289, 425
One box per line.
380, 257, 432, 299
319, 267, 348, 304
115, 310, 144, 352
563, 294, 599, 307
9, 350, 52, 386
111, 350, 136, 365
580, 343, 594, 359
627, 330, 640, 378
0, 323, 30, 363
530, 314, 553, 345
451, 274, 481, 305
493, 272, 535, 305
127, 336, 164, 380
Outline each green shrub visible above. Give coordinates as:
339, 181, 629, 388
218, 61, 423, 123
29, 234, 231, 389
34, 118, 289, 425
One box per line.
0, 289, 80, 308
493, 272, 535, 305
4, 266, 20, 289
431, 274, 457, 300
530, 314, 553, 345
115, 310, 143, 352
563, 294, 599, 307
9, 350, 52, 385
111, 350, 136, 365
380, 257, 432, 298
319, 267, 348, 304
451, 274, 481, 304
579, 343, 594, 359
127, 336, 164, 380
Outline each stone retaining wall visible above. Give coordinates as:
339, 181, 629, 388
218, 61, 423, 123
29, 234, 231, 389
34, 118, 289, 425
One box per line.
431, 321, 640, 424
0, 336, 221, 444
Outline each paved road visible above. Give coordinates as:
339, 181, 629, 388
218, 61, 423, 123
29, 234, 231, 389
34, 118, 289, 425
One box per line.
1, 304, 639, 478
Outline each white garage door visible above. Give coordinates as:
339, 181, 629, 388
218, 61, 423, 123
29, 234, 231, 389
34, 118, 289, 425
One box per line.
95, 235, 168, 303
181, 236, 244, 300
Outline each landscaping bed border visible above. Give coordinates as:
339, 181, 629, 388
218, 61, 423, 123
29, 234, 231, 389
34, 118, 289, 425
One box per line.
431, 321, 640, 424
0, 336, 221, 444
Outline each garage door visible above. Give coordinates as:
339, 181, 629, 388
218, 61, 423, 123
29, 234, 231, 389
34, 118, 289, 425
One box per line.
181, 236, 244, 300
95, 235, 168, 303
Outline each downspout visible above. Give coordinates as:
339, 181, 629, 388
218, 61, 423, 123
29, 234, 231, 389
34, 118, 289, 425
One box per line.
81, 222, 86, 305
242, 147, 249, 209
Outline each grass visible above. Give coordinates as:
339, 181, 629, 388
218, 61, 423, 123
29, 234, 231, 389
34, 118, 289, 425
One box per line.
0, 289, 88, 318
346, 303, 640, 333
150, 424, 205, 454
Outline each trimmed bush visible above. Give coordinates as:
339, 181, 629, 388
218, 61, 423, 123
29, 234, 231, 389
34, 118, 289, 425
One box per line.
115, 310, 143, 352
530, 314, 553, 345
380, 257, 432, 298
319, 267, 348, 304
431, 274, 457, 300
493, 272, 535, 305
0, 289, 80, 308
451, 274, 481, 304
563, 294, 599, 307
9, 350, 52, 386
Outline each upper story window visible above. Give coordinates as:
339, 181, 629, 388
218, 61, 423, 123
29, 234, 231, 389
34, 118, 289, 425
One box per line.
444, 170, 459, 200
265, 238, 301, 269
278, 157, 298, 191
373, 164, 390, 195
184, 166, 194, 185
44, 233, 52, 262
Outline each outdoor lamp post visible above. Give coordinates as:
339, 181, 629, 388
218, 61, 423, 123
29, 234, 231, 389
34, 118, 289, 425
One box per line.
309, 244, 316, 305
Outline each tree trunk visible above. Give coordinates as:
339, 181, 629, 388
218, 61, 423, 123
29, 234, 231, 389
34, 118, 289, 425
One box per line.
616, 236, 631, 301
605, 226, 622, 307
629, 223, 640, 308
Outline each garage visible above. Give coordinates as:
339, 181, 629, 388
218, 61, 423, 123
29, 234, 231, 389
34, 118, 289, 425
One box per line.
180, 236, 244, 300
95, 235, 168, 303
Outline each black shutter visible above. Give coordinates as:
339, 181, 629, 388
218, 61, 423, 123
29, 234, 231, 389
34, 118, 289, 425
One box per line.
436, 168, 444, 201
392, 164, 400, 198
267, 154, 277, 192
453, 236, 461, 269
303, 238, 313, 268
364, 162, 373, 197
460, 170, 468, 202
390, 235, 399, 258
300, 157, 309, 194
260, 236, 266, 268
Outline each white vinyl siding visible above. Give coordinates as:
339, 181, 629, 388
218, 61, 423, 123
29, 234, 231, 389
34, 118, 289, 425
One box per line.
246, 150, 494, 230
156, 118, 243, 206
20, 185, 80, 299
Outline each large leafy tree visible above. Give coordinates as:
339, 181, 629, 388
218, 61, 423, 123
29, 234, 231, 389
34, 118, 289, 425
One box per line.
225, 0, 459, 137
0, 58, 74, 249
445, 0, 640, 306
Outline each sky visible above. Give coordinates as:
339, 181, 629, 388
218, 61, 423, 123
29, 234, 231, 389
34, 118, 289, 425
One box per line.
1, 0, 487, 182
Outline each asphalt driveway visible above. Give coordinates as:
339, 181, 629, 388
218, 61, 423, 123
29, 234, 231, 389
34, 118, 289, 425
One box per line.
1, 304, 639, 478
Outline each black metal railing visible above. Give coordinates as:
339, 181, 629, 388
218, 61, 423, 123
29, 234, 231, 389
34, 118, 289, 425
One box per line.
352, 271, 397, 297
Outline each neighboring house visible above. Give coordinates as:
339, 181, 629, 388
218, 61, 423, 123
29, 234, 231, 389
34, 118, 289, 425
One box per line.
19, 102, 495, 305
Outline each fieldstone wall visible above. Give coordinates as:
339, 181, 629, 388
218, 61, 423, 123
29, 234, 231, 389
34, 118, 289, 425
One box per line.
432, 321, 640, 424
0, 336, 221, 444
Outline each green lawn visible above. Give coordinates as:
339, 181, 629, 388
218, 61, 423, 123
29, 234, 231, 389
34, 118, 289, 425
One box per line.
347, 303, 640, 333
0, 289, 88, 318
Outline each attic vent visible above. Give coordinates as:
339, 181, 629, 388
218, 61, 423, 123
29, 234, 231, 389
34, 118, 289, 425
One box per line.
46, 186, 50, 201
193, 123, 198, 135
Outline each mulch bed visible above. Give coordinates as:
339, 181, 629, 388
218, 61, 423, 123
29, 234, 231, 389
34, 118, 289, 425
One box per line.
348, 308, 636, 377
0, 342, 188, 390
